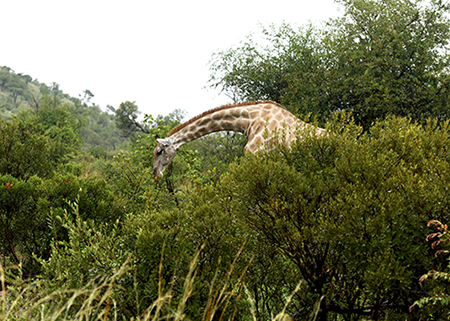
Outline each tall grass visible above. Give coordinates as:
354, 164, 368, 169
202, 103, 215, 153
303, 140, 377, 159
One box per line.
0, 249, 307, 321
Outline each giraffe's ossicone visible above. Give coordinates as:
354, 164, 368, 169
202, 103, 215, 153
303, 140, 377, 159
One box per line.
153, 101, 325, 179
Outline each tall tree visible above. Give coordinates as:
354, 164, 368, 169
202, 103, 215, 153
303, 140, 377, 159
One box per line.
113, 101, 150, 137
209, 0, 450, 128
113, 101, 185, 139
325, 0, 450, 127
208, 23, 325, 106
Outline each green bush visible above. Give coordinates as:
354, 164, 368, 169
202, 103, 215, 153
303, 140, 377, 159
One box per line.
0, 117, 53, 180
223, 114, 450, 319
4, 113, 450, 320
32, 194, 251, 320
35, 167, 318, 319
0, 172, 123, 275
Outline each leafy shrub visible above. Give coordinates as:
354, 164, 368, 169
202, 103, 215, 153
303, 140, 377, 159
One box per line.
223, 114, 450, 319
0, 172, 123, 275
4, 112, 450, 320
0, 117, 53, 180
31, 197, 252, 320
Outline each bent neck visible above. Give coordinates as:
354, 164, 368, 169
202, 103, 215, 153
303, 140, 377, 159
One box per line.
168, 106, 253, 148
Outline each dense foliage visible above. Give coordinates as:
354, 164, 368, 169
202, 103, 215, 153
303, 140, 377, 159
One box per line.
3, 114, 450, 320
225, 115, 450, 319
3, 0, 450, 320
0, 118, 53, 179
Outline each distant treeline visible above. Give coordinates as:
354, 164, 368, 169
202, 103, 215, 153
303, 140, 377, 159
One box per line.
0, 66, 127, 151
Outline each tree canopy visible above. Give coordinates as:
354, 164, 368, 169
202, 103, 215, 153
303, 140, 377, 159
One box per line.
209, 0, 450, 128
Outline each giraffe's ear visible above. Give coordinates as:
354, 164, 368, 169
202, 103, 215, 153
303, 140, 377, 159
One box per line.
155, 134, 160, 139
157, 138, 171, 147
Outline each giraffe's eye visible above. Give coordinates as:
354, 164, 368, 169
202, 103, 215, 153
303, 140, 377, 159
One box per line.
157, 149, 163, 156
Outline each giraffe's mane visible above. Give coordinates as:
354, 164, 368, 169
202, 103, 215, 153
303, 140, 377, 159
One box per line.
167, 100, 285, 137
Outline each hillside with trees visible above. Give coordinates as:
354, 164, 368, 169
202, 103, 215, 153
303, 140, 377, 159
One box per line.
0, 66, 127, 152
2, 0, 450, 320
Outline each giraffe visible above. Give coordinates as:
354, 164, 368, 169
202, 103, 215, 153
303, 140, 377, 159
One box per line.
153, 101, 325, 179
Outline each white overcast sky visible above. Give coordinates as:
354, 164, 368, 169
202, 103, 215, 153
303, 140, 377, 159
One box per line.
2, 0, 341, 119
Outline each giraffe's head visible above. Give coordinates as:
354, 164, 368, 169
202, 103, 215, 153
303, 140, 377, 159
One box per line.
153, 137, 178, 180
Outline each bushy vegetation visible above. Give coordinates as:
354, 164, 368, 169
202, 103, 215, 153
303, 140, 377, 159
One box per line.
225, 115, 450, 319
3, 0, 450, 320
3, 113, 450, 320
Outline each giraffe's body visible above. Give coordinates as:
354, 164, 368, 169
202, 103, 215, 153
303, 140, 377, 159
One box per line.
153, 101, 325, 179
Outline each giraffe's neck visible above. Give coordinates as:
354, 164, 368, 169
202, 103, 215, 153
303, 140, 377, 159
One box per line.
166, 101, 308, 152
168, 106, 253, 149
